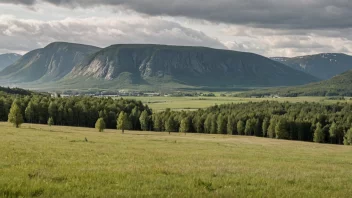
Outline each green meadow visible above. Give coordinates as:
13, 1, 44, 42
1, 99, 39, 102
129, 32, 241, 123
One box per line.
121, 96, 351, 111
1, 122, 352, 197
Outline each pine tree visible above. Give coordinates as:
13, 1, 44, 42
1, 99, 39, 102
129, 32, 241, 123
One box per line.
139, 110, 150, 131
95, 118, 106, 132
8, 101, 24, 128
47, 117, 54, 126
117, 111, 128, 133
313, 122, 325, 143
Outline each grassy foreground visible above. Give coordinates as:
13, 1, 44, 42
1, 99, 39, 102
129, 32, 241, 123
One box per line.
1, 123, 352, 197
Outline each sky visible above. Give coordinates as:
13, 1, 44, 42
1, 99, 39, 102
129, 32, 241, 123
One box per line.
0, 0, 351, 57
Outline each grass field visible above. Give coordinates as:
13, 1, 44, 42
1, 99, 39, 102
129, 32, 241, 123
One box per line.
121, 96, 352, 111
1, 122, 352, 197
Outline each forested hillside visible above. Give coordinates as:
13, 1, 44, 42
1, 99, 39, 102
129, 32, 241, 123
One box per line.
0, 86, 33, 96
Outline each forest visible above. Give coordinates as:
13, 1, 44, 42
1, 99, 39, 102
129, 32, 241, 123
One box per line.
1, 87, 352, 145
151, 102, 352, 145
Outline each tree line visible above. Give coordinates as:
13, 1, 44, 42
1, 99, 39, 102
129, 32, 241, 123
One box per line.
151, 101, 352, 145
2, 91, 352, 146
1, 94, 153, 131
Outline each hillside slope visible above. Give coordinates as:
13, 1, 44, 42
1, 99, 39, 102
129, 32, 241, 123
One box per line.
0, 42, 101, 83
64, 44, 318, 88
0, 53, 22, 71
239, 69, 352, 97
272, 53, 352, 79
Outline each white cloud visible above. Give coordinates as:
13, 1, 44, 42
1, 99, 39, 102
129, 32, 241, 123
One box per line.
0, 14, 225, 54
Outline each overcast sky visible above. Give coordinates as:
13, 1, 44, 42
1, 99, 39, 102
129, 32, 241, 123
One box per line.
0, 0, 351, 57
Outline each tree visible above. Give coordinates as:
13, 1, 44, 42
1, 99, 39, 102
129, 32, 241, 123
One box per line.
117, 111, 128, 133
237, 120, 245, 135
8, 101, 24, 128
227, 116, 235, 135
165, 116, 177, 134
179, 117, 191, 134
245, 119, 256, 136
95, 118, 106, 132
329, 122, 338, 144
153, 114, 163, 131
47, 117, 54, 126
204, 114, 213, 134
262, 118, 270, 137
268, 118, 277, 138
344, 128, 352, 145
217, 114, 227, 134
275, 118, 289, 139
139, 110, 150, 131
25, 101, 34, 124
313, 122, 325, 143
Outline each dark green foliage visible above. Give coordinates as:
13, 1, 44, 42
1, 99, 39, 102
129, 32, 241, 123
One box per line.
151, 101, 352, 145
0, 89, 151, 130
275, 118, 289, 139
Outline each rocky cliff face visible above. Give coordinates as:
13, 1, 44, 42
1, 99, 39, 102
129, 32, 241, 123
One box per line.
272, 53, 352, 80
0, 53, 22, 71
69, 44, 318, 87
0, 42, 100, 83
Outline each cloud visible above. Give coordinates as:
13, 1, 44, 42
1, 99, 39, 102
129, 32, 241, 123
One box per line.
1, 0, 352, 29
0, 15, 226, 54
222, 24, 352, 57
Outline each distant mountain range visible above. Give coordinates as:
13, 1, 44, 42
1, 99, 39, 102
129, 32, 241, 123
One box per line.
272, 53, 352, 80
238, 69, 352, 97
0, 53, 22, 71
0, 42, 318, 90
0, 42, 100, 83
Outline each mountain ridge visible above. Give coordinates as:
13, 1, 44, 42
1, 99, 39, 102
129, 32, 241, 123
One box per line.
0, 53, 22, 71
0, 42, 101, 83
271, 53, 352, 80
0, 42, 318, 90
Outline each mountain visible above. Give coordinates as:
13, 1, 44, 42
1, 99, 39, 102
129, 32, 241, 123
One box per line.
238, 69, 352, 97
0, 53, 22, 71
0, 42, 101, 83
272, 53, 352, 80
62, 44, 318, 89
